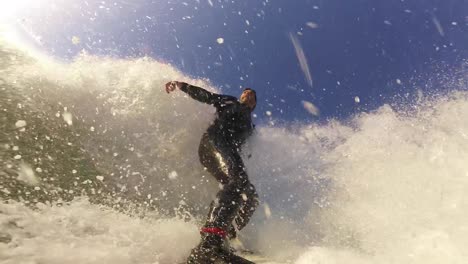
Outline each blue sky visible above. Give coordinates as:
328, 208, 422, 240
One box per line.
6, 0, 468, 122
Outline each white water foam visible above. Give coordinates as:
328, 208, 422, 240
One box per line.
294, 97, 468, 264
1, 34, 468, 264
0, 199, 198, 264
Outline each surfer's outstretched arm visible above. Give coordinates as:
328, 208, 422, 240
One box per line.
165, 81, 236, 105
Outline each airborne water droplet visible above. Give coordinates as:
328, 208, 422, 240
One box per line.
17, 162, 40, 186
15, 120, 27, 128
168, 171, 178, 180
264, 203, 272, 218
63, 112, 73, 125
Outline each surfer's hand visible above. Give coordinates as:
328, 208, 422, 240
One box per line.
165, 81, 178, 93
166, 81, 184, 93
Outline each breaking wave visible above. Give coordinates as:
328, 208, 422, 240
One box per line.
1, 35, 468, 264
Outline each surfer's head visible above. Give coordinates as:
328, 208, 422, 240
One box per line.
240, 88, 257, 111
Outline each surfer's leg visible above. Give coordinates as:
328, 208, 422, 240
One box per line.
187, 144, 254, 263
203, 142, 249, 230
198, 133, 229, 184
201, 139, 258, 239
233, 183, 259, 233
187, 183, 254, 264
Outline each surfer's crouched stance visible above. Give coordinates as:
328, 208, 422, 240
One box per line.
165, 81, 259, 264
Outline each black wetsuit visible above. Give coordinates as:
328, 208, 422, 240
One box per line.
180, 83, 259, 236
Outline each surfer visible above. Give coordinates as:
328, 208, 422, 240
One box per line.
165, 81, 258, 264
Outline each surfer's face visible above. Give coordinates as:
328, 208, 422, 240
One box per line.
240, 89, 256, 111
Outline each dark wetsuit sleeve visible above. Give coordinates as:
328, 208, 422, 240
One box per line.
179, 83, 237, 106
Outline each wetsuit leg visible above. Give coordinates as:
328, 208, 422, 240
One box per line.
198, 134, 255, 229
233, 183, 259, 233
188, 135, 257, 263
198, 133, 229, 185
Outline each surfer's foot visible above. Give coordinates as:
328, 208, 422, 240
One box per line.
186, 234, 254, 264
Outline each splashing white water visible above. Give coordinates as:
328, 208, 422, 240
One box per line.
296, 99, 468, 264
0, 199, 199, 264
1, 35, 468, 264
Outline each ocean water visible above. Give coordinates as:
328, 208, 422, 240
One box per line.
1, 35, 468, 264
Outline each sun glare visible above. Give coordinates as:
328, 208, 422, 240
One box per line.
0, 0, 47, 20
